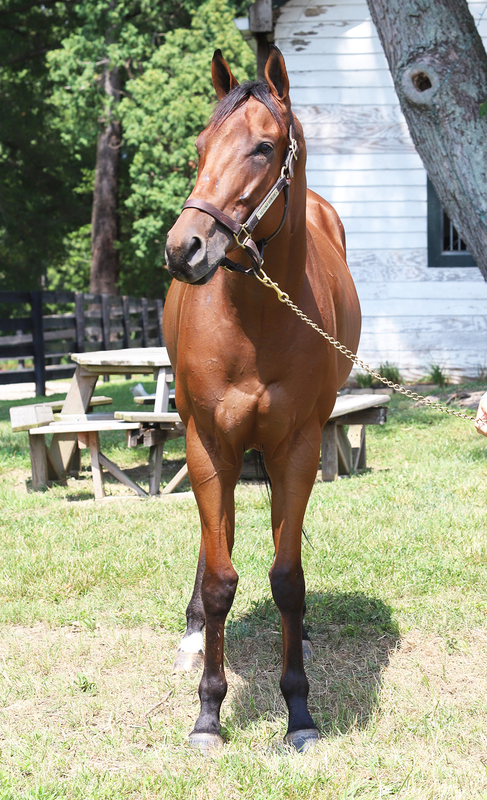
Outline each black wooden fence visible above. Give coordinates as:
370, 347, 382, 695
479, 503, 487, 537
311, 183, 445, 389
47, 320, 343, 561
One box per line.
0, 290, 164, 396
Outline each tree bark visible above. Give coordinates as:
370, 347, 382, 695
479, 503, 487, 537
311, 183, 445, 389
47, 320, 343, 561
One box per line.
366, 0, 487, 280
90, 65, 121, 295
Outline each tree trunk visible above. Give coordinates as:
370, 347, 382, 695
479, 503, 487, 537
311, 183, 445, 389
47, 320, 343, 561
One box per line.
366, 0, 487, 280
90, 65, 121, 295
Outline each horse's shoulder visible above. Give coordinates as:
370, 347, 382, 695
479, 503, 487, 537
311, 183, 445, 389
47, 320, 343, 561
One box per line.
306, 188, 346, 257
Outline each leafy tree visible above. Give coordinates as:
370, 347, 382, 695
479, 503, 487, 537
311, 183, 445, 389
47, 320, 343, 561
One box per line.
1, 0, 252, 297
118, 0, 255, 297
0, 0, 90, 293
46, 0, 253, 297
46, 0, 202, 295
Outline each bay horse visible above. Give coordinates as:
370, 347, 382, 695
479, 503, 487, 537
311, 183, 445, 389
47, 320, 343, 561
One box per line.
163, 46, 361, 752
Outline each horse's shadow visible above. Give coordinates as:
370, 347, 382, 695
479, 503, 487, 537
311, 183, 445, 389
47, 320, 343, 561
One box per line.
223, 591, 399, 736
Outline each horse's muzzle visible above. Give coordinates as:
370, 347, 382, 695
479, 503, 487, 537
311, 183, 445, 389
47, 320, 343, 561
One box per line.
165, 217, 231, 284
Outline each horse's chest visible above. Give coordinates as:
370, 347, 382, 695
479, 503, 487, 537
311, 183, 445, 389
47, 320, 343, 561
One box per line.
182, 348, 319, 449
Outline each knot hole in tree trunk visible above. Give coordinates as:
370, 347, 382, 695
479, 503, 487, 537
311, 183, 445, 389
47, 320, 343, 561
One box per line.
401, 62, 439, 106
412, 71, 432, 91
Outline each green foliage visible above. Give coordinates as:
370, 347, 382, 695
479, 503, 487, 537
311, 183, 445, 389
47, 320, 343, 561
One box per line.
43, 0, 254, 297
428, 364, 449, 387
45, 225, 92, 293
379, 361, 402, 385
118, 0, 256, 294
356, 363, 402, 389
356, 371, 374, 388
46, 0, 201, 154
480, 98, 487, 117
1, 0, 253, 297
0, 0, 92, 290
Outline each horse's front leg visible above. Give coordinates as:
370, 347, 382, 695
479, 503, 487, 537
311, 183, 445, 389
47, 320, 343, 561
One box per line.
266, 423, 322, 752
185, 420, 242, 751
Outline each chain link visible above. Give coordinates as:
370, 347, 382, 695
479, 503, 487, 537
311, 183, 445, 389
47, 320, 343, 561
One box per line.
255, 268, 476, 424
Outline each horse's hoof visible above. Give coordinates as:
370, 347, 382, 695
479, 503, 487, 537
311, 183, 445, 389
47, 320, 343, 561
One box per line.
172, 650, 204, 673
284, 728, 320, 753
188, 732, 224, 753
302, 639, 314, 662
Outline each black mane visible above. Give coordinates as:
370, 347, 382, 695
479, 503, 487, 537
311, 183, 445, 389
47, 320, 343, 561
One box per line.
209, 81, 287, 133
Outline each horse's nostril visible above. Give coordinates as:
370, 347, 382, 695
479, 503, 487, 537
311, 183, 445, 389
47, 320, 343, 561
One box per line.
187, 235, 206, 266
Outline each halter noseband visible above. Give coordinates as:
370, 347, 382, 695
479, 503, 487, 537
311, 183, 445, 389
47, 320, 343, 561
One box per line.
181, 113, 298, 276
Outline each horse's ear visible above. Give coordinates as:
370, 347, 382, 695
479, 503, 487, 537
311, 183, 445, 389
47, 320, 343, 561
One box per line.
212, 49, 239, 99
264, 46, 290, 106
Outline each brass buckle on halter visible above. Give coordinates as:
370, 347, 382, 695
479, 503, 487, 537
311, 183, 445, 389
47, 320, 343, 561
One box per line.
234, 226, 252, 249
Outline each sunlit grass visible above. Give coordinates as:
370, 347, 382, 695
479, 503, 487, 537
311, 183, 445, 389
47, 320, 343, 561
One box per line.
0, 379, 486, 797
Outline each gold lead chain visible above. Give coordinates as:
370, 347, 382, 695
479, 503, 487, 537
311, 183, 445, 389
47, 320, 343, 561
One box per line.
255, 268, 476, 424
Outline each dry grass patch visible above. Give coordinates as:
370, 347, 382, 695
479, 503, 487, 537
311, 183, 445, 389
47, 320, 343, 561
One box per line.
1, 624, 487, 797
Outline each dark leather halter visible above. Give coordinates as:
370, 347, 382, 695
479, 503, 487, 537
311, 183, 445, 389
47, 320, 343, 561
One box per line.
181, 114, 298, 276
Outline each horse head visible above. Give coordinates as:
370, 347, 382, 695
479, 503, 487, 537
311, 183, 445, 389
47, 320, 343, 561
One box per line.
165, 47, 297, 285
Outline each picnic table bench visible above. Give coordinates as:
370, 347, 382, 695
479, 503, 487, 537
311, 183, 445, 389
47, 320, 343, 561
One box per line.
118, 390, 391, 483
321, 393, 390, 480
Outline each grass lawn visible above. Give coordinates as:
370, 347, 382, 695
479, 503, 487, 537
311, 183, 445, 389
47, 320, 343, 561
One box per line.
0, 377, 486, 799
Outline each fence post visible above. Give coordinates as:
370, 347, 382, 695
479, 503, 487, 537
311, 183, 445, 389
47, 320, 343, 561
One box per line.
101, 294, 111, 350
122, 296, 131, 348
156, 298, 164, 346
31, 291, 46, 396
74, 292, 85, 352
100, 294, 111, 383
141, 298, 149, 347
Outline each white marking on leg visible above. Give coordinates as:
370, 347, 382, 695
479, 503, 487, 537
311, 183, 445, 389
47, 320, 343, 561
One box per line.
177, 631, 204, 654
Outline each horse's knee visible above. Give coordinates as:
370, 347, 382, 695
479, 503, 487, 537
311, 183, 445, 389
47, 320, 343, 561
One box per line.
269, 564, 305, 613
202, 567, 238, 619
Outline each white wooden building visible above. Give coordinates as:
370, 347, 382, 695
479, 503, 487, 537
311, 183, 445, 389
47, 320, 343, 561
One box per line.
271, 0, 487, 381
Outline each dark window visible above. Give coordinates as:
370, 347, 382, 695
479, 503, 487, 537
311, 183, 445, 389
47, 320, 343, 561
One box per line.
427, 177, 476, 267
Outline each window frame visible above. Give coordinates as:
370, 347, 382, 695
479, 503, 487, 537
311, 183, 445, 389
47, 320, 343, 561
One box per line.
427, 177, 477, 268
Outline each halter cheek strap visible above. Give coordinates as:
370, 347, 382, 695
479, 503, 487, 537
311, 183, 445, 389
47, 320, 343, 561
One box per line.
181, 113, 298, 276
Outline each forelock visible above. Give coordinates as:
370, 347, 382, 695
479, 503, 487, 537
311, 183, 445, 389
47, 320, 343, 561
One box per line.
208, 81, 288, 134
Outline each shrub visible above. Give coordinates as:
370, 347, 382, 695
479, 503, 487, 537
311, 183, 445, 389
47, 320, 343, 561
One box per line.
429, 364, 448, 387
379, 361, 402, 385
356, 371, 374, 388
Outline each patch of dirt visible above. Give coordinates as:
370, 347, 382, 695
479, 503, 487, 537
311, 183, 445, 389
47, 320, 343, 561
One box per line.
0, 381, 72, 401
452, 390, 486, 410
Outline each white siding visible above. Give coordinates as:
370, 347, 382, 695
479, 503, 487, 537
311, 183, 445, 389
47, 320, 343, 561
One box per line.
275, 0, 487, 380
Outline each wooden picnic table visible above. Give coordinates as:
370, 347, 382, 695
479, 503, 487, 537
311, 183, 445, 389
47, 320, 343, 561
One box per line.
48, 347, 175, 479
17, 345, 390, 495
25, 347, 187, 499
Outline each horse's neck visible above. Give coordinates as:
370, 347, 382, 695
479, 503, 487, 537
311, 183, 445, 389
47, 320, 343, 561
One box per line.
260, 180, 308, 293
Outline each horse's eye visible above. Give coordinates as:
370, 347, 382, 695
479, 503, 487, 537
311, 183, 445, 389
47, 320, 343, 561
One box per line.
255, 143, 273, 156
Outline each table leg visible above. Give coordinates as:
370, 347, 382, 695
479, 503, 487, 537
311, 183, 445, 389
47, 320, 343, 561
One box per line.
161, 463, 189, 495
154, 367, 170, 414
150, 368, 174, 493
348, 424, 366, 471
148, 441, 165, 495
29, 433, 48, 490
336, 425, 352, 475
48, 367, 98, 479
321, 423, 338, 481
88, 431, 105, 500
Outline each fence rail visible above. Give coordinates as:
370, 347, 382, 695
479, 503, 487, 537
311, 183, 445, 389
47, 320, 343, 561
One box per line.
0, 290, 164, 396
